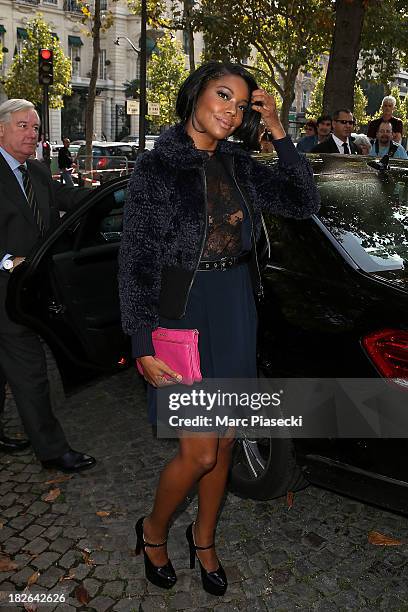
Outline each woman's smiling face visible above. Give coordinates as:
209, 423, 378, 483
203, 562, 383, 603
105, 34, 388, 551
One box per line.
186, 74, 250, 149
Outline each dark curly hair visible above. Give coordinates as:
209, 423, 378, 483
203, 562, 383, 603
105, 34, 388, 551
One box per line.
176, 61, 261, 150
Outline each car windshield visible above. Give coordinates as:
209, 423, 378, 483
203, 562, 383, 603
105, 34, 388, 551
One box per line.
317, 168, 408, 273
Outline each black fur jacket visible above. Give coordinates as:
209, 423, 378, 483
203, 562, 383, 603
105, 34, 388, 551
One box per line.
118, 123, 320, 352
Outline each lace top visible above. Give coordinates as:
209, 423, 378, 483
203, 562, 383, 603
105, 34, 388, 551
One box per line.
201, 153, 251, 261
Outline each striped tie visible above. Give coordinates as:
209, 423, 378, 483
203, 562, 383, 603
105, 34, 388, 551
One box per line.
18, 165, 44, 235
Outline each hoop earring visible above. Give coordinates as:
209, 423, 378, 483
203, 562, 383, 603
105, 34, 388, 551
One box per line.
191, 102, 206, 134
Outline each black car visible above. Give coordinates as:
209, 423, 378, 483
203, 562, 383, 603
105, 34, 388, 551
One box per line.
7, 154, 408, 513
76, 142, 138, 184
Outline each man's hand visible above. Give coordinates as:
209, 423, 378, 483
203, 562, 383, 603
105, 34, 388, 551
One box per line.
10, 257, 26, 272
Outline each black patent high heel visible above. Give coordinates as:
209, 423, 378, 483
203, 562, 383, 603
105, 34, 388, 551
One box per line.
186, 522, 227, 596
135, 517, 177, 589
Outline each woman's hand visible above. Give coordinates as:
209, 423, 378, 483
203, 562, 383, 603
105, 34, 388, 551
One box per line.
251, 89, 286, 140
137, 356, 182, 387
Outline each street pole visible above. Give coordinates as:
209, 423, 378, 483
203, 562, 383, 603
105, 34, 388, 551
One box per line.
139, 0, 147, 153
42, 84, 50, 141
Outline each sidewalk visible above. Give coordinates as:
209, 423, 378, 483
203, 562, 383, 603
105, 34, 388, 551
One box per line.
0, 369, 407, 611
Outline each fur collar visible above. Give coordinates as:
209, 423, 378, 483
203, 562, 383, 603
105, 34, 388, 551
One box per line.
153, 123, 249, 169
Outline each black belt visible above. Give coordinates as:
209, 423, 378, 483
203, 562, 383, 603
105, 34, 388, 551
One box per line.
198, 252, 251, 271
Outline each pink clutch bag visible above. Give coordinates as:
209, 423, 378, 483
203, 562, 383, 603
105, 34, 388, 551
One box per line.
136, 327, 202, 386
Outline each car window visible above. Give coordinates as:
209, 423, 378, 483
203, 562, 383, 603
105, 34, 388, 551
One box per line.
317, 170, 408, 272
74, 187, 126, 248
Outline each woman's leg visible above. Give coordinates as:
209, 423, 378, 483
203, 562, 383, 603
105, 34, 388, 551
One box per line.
194, 431, 235, 571
143, 433, 220, 566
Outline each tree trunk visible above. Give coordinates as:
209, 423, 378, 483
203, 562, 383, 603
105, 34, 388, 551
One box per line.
85, 0, 101, 181
184, 0, 195, 72
323, 0, 366, 115
279, 73, 297, 133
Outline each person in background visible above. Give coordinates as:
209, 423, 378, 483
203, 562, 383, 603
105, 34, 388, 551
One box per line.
354, 134, 372, 155
297, 115, 332, 153
369, 121, 408, 159
119, 61, 320, 597
0, 98, 95, 471
367, 96, 403, 144
259, 127, 274, 153
58, 137, 74, 187
36, 134, 52, 168
312, 109, 358, 154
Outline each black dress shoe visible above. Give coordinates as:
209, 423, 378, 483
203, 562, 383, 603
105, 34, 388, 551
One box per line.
0, 435, 30, 452
42, 449, 96, 473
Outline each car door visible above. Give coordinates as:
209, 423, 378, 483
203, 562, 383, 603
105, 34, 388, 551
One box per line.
7, 178, 130, 376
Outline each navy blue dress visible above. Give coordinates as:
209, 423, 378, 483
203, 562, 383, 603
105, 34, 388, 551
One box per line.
148, 152, 258, 425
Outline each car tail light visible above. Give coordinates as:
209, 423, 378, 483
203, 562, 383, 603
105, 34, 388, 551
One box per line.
97, 156, 108, 169
118, 357, 127, 366
363, 329, 408, 389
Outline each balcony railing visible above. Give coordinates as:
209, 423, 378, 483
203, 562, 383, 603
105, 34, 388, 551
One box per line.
15, 0, 40, 5
64, 0, 82, 12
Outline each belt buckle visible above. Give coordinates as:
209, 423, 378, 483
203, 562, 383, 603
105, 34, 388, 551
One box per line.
220, 257, 233, 271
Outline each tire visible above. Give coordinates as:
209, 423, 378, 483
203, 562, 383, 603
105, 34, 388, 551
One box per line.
229, 436, 308, 500
42, 343, 65, 412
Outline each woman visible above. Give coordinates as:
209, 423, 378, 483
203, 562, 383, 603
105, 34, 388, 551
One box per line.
353, 133, 372, 155
118, 61, 320, 596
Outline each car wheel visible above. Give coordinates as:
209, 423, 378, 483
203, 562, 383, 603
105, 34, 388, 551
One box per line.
229, 436, 308, 500
42, 343, 65, 412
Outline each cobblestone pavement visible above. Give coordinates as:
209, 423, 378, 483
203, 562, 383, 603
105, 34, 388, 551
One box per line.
1, 369, 408, 611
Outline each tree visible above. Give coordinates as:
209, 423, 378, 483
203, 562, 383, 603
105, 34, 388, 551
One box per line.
128, 0, 199, 72
323, 0, 408, 115
147, 31, 189, 128
198, 0, 333, 130
308, 73, 369, 127
3, 14, 71, 109
76, 0, 118, 172
251, 53, 282, 112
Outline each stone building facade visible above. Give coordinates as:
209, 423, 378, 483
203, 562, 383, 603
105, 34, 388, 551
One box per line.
0, 0, 203, 142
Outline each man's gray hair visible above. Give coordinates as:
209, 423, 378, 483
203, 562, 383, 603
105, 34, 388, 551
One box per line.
382, 95, 396, 107
0, 99, 39, 124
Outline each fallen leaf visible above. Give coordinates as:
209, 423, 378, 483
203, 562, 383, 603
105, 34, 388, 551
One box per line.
81, 550, 96, 566
44, 475, 72, 485
0, 555, 17, 571
75, 584, 90, 605
59, 569, 75, 582
286, 491, 294, 510
0, 522, 3, 529
22, 587, 38, 612
96, 511, 110, 517
27, 571, 40, 586
368, 531, 403, 546
43, 488, 61, 502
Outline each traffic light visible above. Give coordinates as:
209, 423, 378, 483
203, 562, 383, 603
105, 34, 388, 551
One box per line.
38, 49, 53, 86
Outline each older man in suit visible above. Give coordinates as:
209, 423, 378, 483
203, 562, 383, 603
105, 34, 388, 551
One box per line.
0, 98, 96, 471
312, 109, 358, 155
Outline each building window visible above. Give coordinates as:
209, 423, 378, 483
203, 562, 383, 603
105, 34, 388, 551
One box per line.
16, 28, 28, 55
302, 90, 309, 112
99, 49, 107, 80
100, 0, 108, 9
68, 35, 83, 77
70, 45, 81, 76
44, 0, 58, 4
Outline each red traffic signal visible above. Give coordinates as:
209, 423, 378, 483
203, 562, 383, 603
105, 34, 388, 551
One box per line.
38, 48, 53, 86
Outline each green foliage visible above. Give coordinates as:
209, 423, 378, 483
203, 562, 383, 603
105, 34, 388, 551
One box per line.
251, 53, 281, 111
360, 0, 408, 86
77, 0, 118, 34
305, 74, 325, 119
3, 14, 71, 109
371, 86, 407, 134
146, 31, 189, 127
307, 73, 370, 127
197, 0, 333, 127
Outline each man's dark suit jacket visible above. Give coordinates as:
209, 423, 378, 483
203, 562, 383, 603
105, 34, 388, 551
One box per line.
311, 135, 358, 154
0, 153, 85, 330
